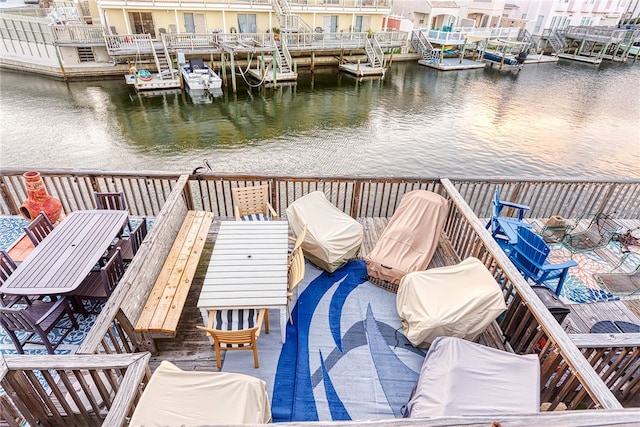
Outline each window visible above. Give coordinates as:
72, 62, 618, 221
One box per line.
184, 13, 195, 33
522, 13, 527, 19
323, 15, 338, 33
354, 15, 370, 32
534, 15, 544, 32
238, 14, 257, 33
128, 12, 155, 35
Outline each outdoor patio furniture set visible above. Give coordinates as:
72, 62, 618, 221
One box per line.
485, 186, 634, 296
0, 192, 147, 354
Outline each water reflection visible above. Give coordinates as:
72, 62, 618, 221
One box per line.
0, 61, 638, 178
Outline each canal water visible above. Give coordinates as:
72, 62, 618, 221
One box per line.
1, 60, 638, 178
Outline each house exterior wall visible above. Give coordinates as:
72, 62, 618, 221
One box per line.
502, 0, 630, 34
95, 0, 390, 35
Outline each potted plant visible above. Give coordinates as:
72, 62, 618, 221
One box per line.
272, 27, 281, 41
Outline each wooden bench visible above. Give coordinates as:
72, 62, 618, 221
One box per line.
135, 210, 214, 337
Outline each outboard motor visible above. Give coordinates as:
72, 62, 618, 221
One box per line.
516, 50, 528, 65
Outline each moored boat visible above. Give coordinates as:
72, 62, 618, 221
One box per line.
181, 58, 223, 92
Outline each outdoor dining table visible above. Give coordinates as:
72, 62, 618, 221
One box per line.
197, 220, 289, 343
0, 210, 129, 296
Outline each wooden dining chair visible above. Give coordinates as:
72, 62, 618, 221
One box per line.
0, 297, 79, 354
0, 250, 32, 307
73, 248, 125, 315
108, 218, 148, 263
94, 191, 128, 211
287, 245, 306, 325
197, 308, 269, 369
288, 224, 307, 264
231, 184, 278, 221
24, 212, 54, 247
94, 191, 132, 234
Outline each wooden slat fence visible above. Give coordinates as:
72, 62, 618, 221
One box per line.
0, 169, 180, 217
450, 178, 640, 220
570, 333, 640, 406
0, 353, 150, 427
2, 170, 639, 220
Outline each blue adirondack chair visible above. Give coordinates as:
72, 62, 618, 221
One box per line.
508, 226, 578, 296
485, 185, 532, 246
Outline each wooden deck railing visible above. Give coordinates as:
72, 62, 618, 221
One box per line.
570, 333, 640, 405
440, 179, 623, 410
0, 352, 150, 426
1, 169, 639, 424
1, 170, 639, 220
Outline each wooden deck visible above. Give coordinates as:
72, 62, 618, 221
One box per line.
148, 217, 463, 372
149, 215, 640, 372
564, 300, 640, 334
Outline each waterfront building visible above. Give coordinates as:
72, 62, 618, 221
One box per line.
97, 0, 391, 38
391, 0, 507, 29
502, 0, 631, 35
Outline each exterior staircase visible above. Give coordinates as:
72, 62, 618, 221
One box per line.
541, 28, 567, 54
411, 30, 436, 62
519, 29, 539, 54
274, 42, 292, 73
152, 38, 175, 79
365, 37, 384, 68
272, 0, 313, 33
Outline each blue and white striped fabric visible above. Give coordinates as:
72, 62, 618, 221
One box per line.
214, 309, 258, 348
240, 214, 269, 221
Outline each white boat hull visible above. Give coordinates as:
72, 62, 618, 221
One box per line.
181, 65, 223, 92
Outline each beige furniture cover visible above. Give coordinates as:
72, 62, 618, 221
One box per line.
286, 191, 363, 273
365, 190, 448, 285
129, 360, 271, 426
405, 336, 540, 417
396, 257, 506, 347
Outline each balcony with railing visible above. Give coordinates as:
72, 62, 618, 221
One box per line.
0, 169, 639, 425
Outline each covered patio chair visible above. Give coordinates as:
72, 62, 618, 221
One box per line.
365, 190, 448, 291
24, 212, 54, 246
0, 297, 79, 354
485, 185, 532, 247
509, 226, 577, 296
561, 211, 619, 255
197, 308, 269, 369
231, 184, 278, 221
130, 360, 271, 425
396, 257, 507, 347
286, 191, 363, 273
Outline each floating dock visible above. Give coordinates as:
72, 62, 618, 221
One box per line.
338, 61, 385, 77
418, 56, 485, 71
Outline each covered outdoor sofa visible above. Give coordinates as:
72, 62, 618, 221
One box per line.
405, 336, 540, 417
129, 360, 271, 425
